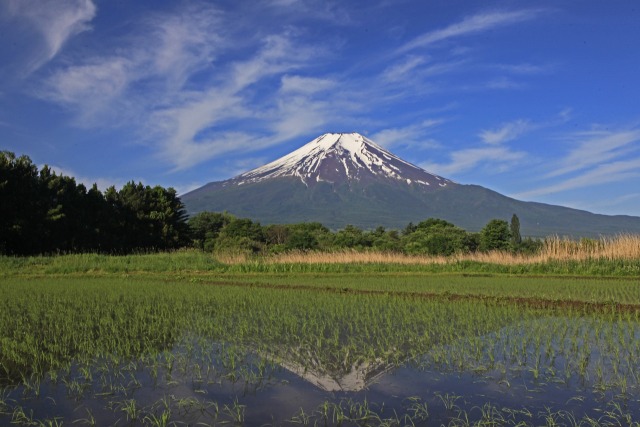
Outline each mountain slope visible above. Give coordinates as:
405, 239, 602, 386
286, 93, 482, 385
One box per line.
182, 133, 640, 237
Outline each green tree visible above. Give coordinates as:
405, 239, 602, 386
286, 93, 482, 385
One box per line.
416, 218, 456, 231
0, 152, 47, 254
510, 214, 522, 248
39, 167, 96, 253
146, 185, 190, 249
479, 219, 511, 252
285, 222, 329, 251
189, 211, 233, 251
1, 151, 189, 254
333, 224, 372, 249
264, 224, 290, 247
215, 217, 265, 253
400, 218, 476, 256
116, 182, 189, 251
402, 222, 417, 235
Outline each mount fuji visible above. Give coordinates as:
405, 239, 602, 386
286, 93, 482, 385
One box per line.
182, 133, 640, 237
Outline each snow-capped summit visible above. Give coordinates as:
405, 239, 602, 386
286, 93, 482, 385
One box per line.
237, 132, 451, 187
182, 131, 640, 235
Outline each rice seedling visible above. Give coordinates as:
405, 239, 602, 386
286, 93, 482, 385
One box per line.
2, 264, 640, 425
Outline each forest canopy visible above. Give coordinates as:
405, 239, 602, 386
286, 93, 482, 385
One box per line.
1, 151, 189, 255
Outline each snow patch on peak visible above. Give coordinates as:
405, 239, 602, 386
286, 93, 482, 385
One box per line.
235, 132, 451, 188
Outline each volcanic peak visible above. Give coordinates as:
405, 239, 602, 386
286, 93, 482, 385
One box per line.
236, 132, 450, 188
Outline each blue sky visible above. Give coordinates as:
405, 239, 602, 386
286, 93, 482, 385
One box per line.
2, 0, 640, 216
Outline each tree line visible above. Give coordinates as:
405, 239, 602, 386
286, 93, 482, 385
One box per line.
2, 150, 539, 256
1, 151, 188, 255
189, 212, 540, 256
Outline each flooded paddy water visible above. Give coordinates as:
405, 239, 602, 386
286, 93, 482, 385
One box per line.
2, 276, 640, 425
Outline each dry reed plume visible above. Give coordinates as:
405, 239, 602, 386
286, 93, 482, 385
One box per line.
260, 234, 640, 266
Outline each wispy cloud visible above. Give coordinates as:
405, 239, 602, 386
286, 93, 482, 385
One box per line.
399, 9, 540, 53
516, 157, 640, 199
31, 2, 348, 171
422, 116, 534, 176
22, 3, 552, 177
422, 146, 527, 176
370, 119, 444, 149
6, 0, 96, 73
514, 126, 640, 199
145, 3, 221, 88
479, 119, 531, 145
547, 129, 640, 178
41, 57, 131, 121
150, 33, 329, 170
492, 63, 554, 75
38, 2, 221, 125
280, 75, 336, 94
382, 55, 428, 81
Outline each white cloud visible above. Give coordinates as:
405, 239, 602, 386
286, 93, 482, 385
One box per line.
547, 129, 640, 178
399, 9, 539, 53
149, 34, 325, 170
493, 63, 553, 75
516, 157, 640, 199
370, 119, 444, 149
23, 3, 551, 177
146, 4, 221, 88
41, 57, 131, 121
38, 3, 221, 119
484, 77, 522, 90
280, 75, 336, 94
512, 126, 640, 200
422, 146, 526, 176
150, 90, 247, 169
382, 55, 428, 81
479, 119, 531, 145
269, 97, 331, 141
32, 1, 343, 171
6, 0, 96, 72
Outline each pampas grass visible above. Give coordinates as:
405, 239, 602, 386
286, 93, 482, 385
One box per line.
259, 234, 640, 266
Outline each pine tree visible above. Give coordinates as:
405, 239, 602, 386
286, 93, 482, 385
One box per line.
510, 214, 522, 247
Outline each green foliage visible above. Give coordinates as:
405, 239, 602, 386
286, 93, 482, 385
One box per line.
332, 224, 373, 249
0, 151, 189, 255
0, 151, 44, 254
185, 212, 546, 257
189, 212, 233, 251
401, 218, 477, 256
217, 217, 264, 251
518, 237, 543, 255
480, 219, 511, 252
371, 227, 402, 252
416, 218, 456, 230
510, 214, 522, 247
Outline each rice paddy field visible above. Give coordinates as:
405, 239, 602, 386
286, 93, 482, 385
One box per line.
2, 248, 640, 426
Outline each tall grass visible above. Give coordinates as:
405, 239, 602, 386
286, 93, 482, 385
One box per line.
265, 234, 640, 266
1, 235, 638, 277
541, 234, 640, 260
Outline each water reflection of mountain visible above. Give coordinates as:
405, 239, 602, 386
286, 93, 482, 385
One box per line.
271, 353, 396, 392
257, 317, 520, 391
